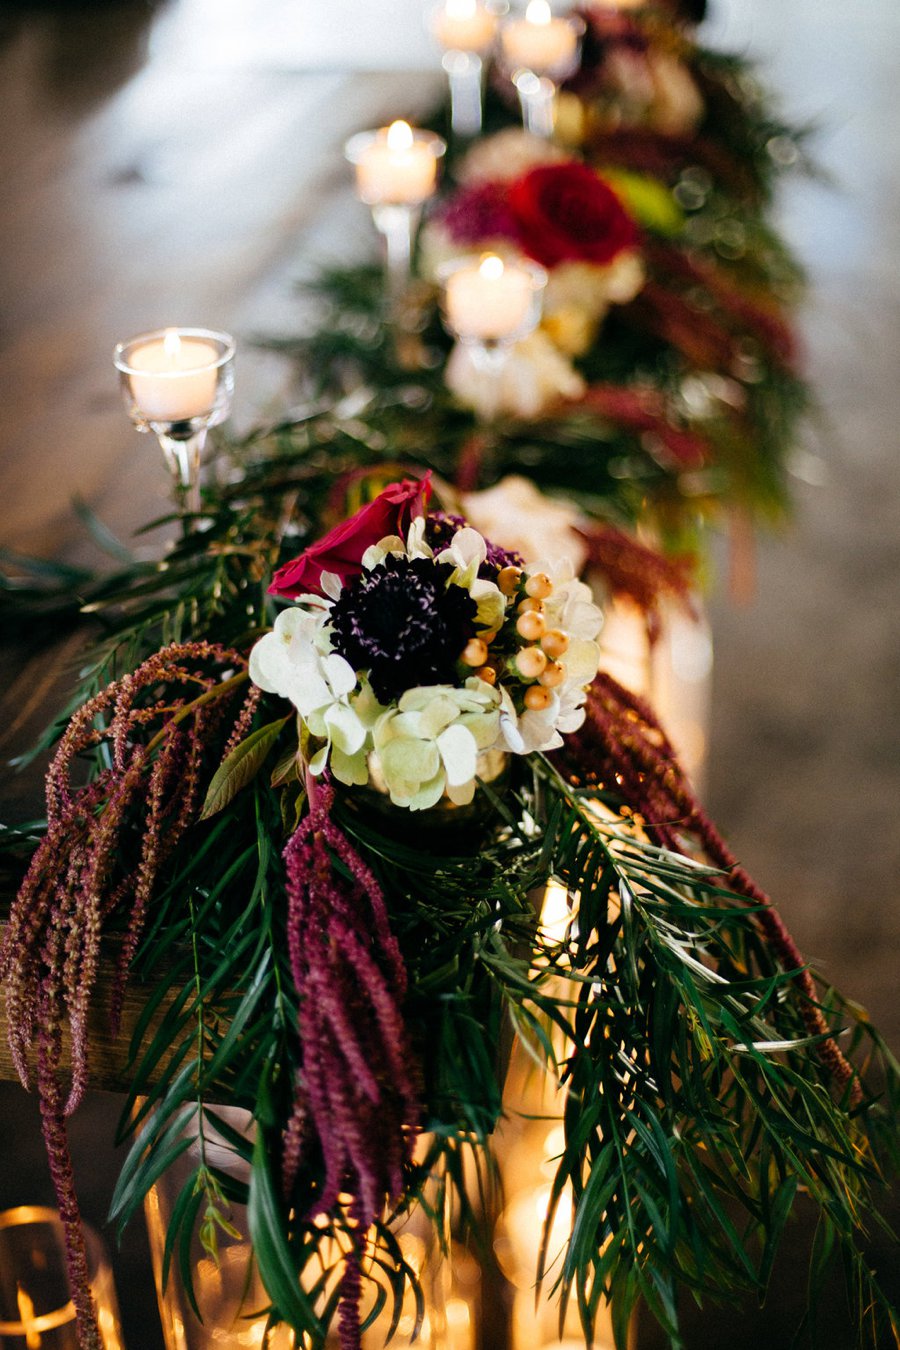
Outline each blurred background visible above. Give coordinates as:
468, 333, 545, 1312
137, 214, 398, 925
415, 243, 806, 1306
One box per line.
0, 1, 898, 1347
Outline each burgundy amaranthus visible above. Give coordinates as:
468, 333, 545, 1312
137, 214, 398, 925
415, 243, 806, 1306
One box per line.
0, 642, 253, 1350
282, 780, 421, 1350
560, 671, 860, 1102
577, 520, 696, 644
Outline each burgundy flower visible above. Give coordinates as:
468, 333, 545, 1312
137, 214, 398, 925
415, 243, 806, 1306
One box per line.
269, 474, 432, 599
436, 180, 521, 248
507, 162, 639, 269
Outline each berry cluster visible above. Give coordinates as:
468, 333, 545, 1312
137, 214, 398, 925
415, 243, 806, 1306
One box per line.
458, 564, 570, 711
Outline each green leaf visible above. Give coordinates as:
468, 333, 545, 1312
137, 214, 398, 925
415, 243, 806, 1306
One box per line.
200, 717, 289, 820
248, 1124, 323, 1339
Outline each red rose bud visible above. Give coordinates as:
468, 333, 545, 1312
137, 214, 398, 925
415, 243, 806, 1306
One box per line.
507, 162, 639, 269
268, 472, 433, 599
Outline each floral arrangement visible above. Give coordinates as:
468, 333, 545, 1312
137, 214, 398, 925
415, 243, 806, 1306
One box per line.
559, 5, 705, 141
2, 471, 899, 1350
252, 473, 603, 807
269, 86, 807, 583
0, 8, 869, 1350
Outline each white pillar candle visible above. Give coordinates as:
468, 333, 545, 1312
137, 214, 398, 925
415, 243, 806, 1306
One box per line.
351, 120, 442, 206
501, 0, 579, 74
445, 254, 537, 342
127, 330, 219, 421
432, 0, 498, 53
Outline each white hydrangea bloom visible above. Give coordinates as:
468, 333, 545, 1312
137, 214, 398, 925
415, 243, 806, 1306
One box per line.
248, 605, 371, 786
372, 680, 502, 810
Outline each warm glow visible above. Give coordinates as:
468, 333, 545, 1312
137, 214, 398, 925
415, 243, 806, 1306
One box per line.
386, 119, 414, 152
525, 0, 553, 25
540, 880, 571, 946
447, 0, 478, 16
16, 1285, 41, 1350
479, 253, 506, 280
162, 328, 181, 363
447, 1296, 472, 1330
541, 1123, 567, 1176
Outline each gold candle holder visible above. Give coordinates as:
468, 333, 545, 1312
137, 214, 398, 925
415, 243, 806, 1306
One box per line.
0, 1207, 123, 1350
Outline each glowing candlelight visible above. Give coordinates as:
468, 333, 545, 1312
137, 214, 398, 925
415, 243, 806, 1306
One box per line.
443, 253, 543, 342
127, 329, 219, 422
16, 1285, 41, 1350
500, 0, 579, 75
432, 0, 498, 53
349, 120, 445, 206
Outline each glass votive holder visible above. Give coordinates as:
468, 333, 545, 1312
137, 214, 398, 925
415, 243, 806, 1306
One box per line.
430, 0, 508, 137
345, 122, 447, 314
499, 1, 585, 136
439, 252, 547, 349
113, 327, 235, 517
0, 1206, 123, 1350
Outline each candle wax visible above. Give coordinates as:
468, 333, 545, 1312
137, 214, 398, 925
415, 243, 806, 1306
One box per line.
433, 0, 498, 53
128, 335, 219, 421
445, 257, 536, 341
501, 8, 578, 74
354, 123, 439, 206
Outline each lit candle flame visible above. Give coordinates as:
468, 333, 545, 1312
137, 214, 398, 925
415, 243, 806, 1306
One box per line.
479, 253, 505, 280
162, 328, 182, 363
16, 1284, 41, 1350
446, 0, 477, 16
525, 0, 552, 23
386, 120, 414, 152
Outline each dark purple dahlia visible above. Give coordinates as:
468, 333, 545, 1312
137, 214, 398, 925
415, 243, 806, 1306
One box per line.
328, 554, 478, 704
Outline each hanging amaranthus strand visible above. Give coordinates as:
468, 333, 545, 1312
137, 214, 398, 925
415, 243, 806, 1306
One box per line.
559, 670, 861, 1101
645, 239, 798, 367
575, 519, 696, 642
282, 779, 421, 1349
0, 641, 253, 1350
577, 383, 710, 469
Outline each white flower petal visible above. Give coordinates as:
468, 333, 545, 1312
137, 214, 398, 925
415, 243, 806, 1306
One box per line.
404, 772, 448, 812
322, 652, 358, 698
330, 744, 370, 787
436, 724, 477, 787
324, 702, 367, 756
308, 745, 329, 775
380, 736, 441, 787
248, 631, 286, 694
446, 778, 476, 806
419, 695, 463, 739
319, 572, 344, 601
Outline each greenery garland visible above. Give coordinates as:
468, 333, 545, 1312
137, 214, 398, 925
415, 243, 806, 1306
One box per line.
1, 10, 894, 1350
1, 460, 898, 1350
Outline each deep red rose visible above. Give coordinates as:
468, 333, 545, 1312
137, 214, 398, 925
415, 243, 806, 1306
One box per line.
507, 162, 639, 269
268, 473, 433, 598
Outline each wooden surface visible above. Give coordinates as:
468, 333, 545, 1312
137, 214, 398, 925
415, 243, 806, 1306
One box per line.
1, 2, 899, 1348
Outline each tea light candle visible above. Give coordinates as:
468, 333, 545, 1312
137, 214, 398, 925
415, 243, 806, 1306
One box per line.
501, 0, 578, 74
350, 120, 443, 206
127, 329, 219, 421
444, 254, 541, 342
432, 0, 498, 53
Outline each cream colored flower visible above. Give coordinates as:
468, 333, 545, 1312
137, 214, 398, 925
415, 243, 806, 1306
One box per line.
457, 129, 568, 185
461, 476, 589, 574
446, 331, 585, 421
649, 53, 704, 137
542, 255, 645, 354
